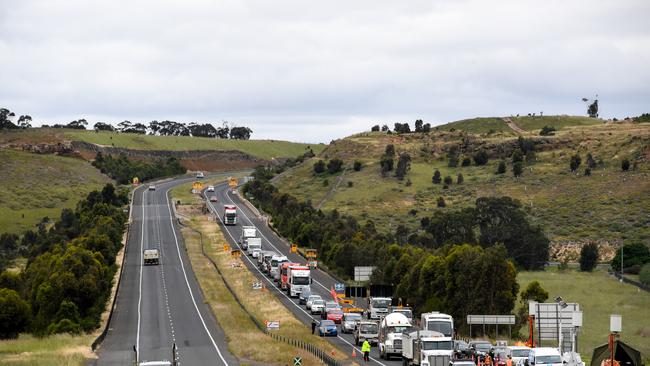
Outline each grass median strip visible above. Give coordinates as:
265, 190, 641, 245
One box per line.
174, 192, 352, 364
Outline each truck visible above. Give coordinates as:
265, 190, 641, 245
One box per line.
287, 265, 311, 297
402, 330, 453, 366
367, 296, 392, 319
239, 226, 257, 249
420, 312, 454, 337
378, 312, 412, 360
280, 262, 300, 290
246, 237, 262, 257
269, 255, 289, 281
143, 249, 160, 265
223, 205, 237, 225
354, 320, 379, 346
389, 305, 414, 322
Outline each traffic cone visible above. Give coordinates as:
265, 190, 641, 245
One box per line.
351, 347, 357, 357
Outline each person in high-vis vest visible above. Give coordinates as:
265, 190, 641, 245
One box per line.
506, 355, 513, 366
361, 340, 371, 362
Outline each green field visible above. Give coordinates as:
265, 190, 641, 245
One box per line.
0, 333, 93, 365
63, 130, 325, 159
0, 149, 112, 234
276, 121, 650, 251
518, 268, 650, 362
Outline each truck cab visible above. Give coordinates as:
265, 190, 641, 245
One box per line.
354, 320, 379, 346
420, 312, 454, 337
240, 226, 257, 249
143, 249, 160, 265
402, 330, 453, 366
270, 255, 289, 281
287, 265, 311, 297
367, 296, 392, 319
223, 204, 237, 225
389, 306, 414, 322
280, 262, 300, 290
246, 237, 262, 257
378, 312, 412, 360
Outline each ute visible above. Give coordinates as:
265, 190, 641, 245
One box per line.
402, 330, 453, 366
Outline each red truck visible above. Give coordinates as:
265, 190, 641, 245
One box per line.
280, 262, 300, 290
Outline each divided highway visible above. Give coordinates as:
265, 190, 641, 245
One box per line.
206, 181, 402, 366
97, 176, 237, 366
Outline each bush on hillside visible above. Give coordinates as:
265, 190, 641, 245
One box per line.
621, 158, 630, 171
570, 154, 582, 172
461, 157, 471, 167
513, 162, 523, 177
473, 150, 489, 166
580, 243, 599, 271
437, 196, 446, 207
0, 289, 30, 339
432, 169, 442, 184
380, 156, 394, 176
444, 175, 453, 185
457, 173, 464, 184
540, 125, 556, 136
93, 152, 185, 184
497, 161, 507, 174
327, 158, 344, 174
371, 125, 380, 132
512, 149, 524, 164
639, 263, 650, 285
611, 242, 650, 272
395, 154, 411, 180
353, 161, 362, 171
313, 160, 325, 174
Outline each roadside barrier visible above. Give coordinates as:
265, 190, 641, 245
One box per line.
611, 271, 650, 293
176, 211, 342, 366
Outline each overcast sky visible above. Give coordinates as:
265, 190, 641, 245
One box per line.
1, 1, 649, 142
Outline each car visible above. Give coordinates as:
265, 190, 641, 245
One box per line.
341, 312, 363, 333
310, 299, 326, 314
306, 295, 323, 310
318, 320, 338, 337
321, 301, 341, 319
469, 341, 493, 358
454, 339, 471, 358
209, 196, 218, 202
207, 185, 215, 192
508, 346, 531, 366
450, 361, 476, 366
298, 287, 312, 305
525, 348, 563, 366
148, 185, 156, 191
326, 308, 344, 324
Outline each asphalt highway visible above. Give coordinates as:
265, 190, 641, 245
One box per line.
206, 181, 403, 366
96, 176, 238, 366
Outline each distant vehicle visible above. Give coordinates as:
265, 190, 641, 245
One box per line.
196, 171, 204, 179
143, 249, 160, 265
402, 330, 453, 366
525, 348, 563, 366
240, 226, 257, 248
209, 196, 218, 202
318, 320, 338, 337
389, 306, 413, 322
367, 297, 392, 319
251, 248, 261, 259
341, 312, 363, 334
378, 312, 412, 360
270, 255, 289, 281
246, 237, 262, 256
257, 251, 275, 269
508, 346, 531, 366
298, 287, 311, 304
136, 343, 177, 366
306, 295, 323, 310
354, 321, 379, 346
280, 262, 300, 290
148, 185, 156, 191
325, 308, 344, 324
421, 312, 454, 337
207, 185, 214, 192
223, 204, 237, 225
322, 301, 340, 316
469, 341, 493, 358
310, 299, 326, 314
454, 340, 471, 358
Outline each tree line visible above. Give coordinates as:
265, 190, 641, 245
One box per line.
370, 119, 432, 134
243, 166, 552, 329
0, 184, 127, 338
0, 107, 253, 140
92, 152, 186, 185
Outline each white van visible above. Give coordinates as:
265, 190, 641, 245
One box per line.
525, 348, 563, 366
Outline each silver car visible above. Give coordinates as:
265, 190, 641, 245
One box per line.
341, 312, 363, 333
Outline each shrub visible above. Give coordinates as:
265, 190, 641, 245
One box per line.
513, 162, 523, 177
540, 125, 556, 136
497, 161, 507, 174
584, 167, 591, 176
395, 153, 411, 180
473, 150, 489, 166
313, 160, 326, 174
353, 161, 362, 171
432, 169, 441, 184
323, 179, 329, 187
611, 242, 650, 272
380, 156, 394, 176
457, 173, 464, 184
385, 144, 395, 157
444, 175, 453, 185
570, 154, 582, 172
622, 158, 630, 171
512, 149, 524, 163
639, 263, 650, 285
371, 125, 380, 132
437, 196, 446, 207
347, 181, 353, 187
327, 158, 344, 174
579, 243, 599, 271
0, 288, 30, 339
461, 157, 471, 167
405, 179, 412, 187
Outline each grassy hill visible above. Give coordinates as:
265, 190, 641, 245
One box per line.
274, 118, 650, 259
0, 149, 112, 234
437, 115, 601, 135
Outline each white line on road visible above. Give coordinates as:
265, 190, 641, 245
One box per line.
136, 190, 146, 357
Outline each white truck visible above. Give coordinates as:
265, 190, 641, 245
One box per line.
143, 249, 160, 265
240, 226, 257, 250
402, 330, 453, 366
378, 312, 412, 360
287, 265, 311, 297
270, 255, 289, 281
246, 237, 262, 257
223, 204, 237, 225
420, 312, 454, 337
367, 296, 392, 319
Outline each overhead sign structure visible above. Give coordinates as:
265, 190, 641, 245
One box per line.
531, 301, 582, 353
354, 266, 375, 282
467, 315, 516, 339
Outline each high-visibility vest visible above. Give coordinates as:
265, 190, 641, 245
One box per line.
361, 341, 371, 352
507, 359, 513, 366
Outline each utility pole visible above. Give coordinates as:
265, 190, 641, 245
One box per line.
620, 246, 624, 283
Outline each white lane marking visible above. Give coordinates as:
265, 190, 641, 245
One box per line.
136, 189, 146, 357
164, 186, 230, 366
219, 187, 330, 292
205, 188, 387, 366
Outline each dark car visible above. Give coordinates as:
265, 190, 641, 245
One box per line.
469, 341, 493, 358
318, 320, 338, 337
455, 340, 471, 358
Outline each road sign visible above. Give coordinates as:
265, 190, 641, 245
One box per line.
266, 320, 280, 330
293, 357, 302, 366
308, 260, 318, 268
335, 283, 345, 292
290, 243, 297, 253
252, 282, 262, 290
354, 266, 375, 282
132, 177, 139, 186
230, 250, 241, 258
223, 244, 230, 252
228, 177, 238, 188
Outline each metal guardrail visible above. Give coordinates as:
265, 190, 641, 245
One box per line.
611, 271, 650, 293
176, 209, 341, 366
